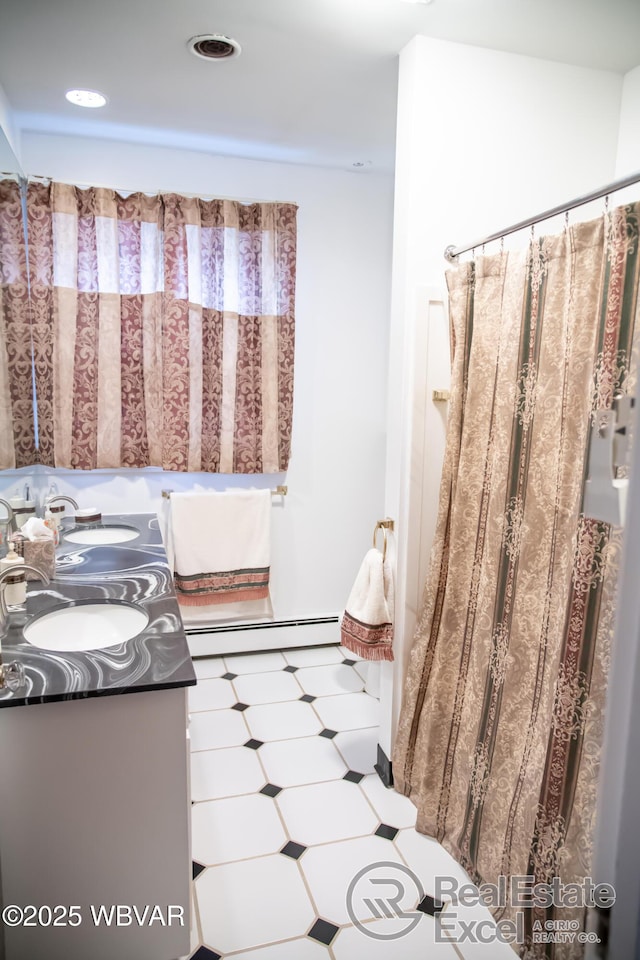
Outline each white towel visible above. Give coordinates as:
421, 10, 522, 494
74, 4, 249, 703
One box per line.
166, 490, 272, 612
340, 547, 394, 661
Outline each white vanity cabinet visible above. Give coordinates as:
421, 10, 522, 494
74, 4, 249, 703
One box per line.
0, 685, 192, 960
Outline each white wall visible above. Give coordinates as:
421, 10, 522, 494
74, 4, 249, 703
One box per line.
586, 59, 640, 959
382, 36, 625, 757
4, 132, 394, 627
0, 80, 20, 164
616, 64, 640, 178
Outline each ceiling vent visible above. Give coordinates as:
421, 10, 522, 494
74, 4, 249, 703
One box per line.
188, 35, 242, 61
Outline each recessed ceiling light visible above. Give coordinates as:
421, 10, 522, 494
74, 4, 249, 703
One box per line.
188, 34, 242, 61
65, 89, 107, 108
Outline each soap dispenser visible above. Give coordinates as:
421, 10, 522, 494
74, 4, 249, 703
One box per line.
9, 487, 25, 530
0, 547, 26, 606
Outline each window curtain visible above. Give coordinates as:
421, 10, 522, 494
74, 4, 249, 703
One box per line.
0, 179, 36, 467
0, 179, 297, 472
393, 202, 640, 957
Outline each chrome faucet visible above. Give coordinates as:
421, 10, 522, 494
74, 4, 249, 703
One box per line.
0, 563, 51, 691
44, 494, 79, 512
0, 563, 51, 635
0, 498, 16, 537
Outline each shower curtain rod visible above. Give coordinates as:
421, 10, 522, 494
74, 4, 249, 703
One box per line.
444, 169, 640, 262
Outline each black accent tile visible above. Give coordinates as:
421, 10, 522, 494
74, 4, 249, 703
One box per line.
231, 701, 249, 711
308, 918, 340, 945
300, 694, 316, 703
190, 947, 222, 960
342, 658, 357, 666
260, 783, 283, 798
375, 822, 399, 841
319, 728, 338, 739
221, 672, 237, 680
244, 738, 264, 750
417, 893, 445, 917
343, 770, 365, 784
283, 664, 299, 672
192, 860, 206, 880
280, 840, 307, 860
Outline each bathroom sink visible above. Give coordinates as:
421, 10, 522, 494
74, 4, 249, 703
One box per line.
63, 524, 140, 545
23, 601, 148, 652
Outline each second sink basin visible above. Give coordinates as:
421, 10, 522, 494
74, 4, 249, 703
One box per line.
23, 601, 149, 652
64, 525, 140, 545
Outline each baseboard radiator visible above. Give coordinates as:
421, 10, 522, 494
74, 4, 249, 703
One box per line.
186, 616, 341, 657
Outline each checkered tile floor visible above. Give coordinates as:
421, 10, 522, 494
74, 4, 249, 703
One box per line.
182, 645, 512, 959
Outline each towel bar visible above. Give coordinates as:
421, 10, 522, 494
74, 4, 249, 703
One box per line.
373, 518, 394, 561
162, 486, 287, 499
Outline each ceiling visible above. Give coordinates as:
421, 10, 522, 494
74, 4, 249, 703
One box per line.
0, 0, 639, 173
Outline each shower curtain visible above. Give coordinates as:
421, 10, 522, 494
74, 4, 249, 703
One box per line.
393, 202, 640, 958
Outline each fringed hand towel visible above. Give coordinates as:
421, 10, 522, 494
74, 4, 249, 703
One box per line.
168, 490, 272, 612
340, 547, 394, 661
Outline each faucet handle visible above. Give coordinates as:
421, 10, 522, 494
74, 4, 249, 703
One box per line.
0, 660, 25, 690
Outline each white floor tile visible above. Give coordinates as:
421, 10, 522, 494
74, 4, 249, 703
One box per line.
230, 938, 331, 959
394, 828, 470, 893
197, 855, 315, 953
224, 651, 288, 674
193, 657, 226, 679
353, 661, 369, 682
245, 700, 322, 741
191, 793, 286, 865
233, 670, 302, 705
313, 692, 380, 731
332, 916, 460, 959
360, 774, 417, 829
300, 835, 405, 925
190, 746, 266, 801
189, 708, 249, 751
338, 645, 363, 660
296, 663, 365, 697
333, 728, 379, 774
188, 677, 236, 712
277, 779, 378, 845
259, 736, 347, 787
283, 645, 344, 667
439, 900, 517, 959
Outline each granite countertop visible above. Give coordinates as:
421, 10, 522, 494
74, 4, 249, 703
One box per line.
0, 513, 195, 708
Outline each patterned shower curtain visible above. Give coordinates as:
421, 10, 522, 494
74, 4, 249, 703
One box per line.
393, 202, 640, 958
0, 179, 297, 472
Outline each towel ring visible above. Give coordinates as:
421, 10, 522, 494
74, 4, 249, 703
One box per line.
373, 519, 394, 562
